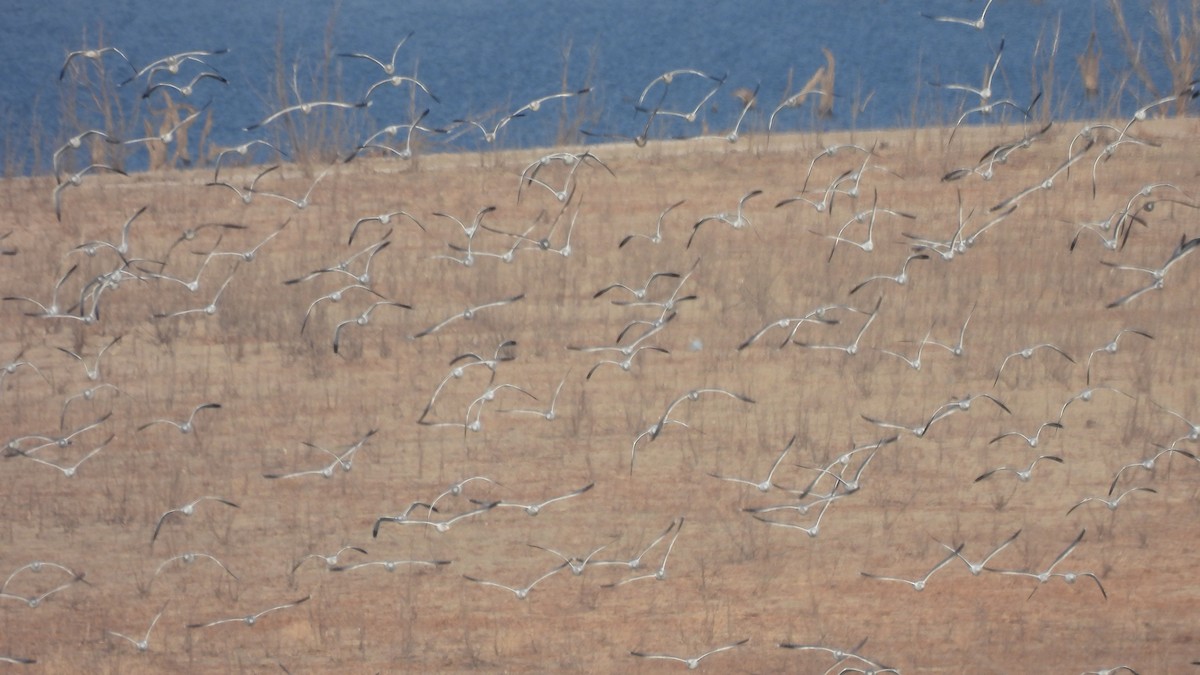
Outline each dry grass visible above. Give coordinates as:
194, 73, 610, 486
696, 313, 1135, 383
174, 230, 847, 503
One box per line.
1, 116, 1199, 673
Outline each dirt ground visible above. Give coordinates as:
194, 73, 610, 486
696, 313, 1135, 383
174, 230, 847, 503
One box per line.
1, 116, 1199, 673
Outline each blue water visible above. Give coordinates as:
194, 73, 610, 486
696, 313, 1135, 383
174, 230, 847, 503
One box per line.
0, 1, 1185, 173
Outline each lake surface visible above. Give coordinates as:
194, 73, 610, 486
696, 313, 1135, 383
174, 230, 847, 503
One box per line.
0, 1, 1186, 173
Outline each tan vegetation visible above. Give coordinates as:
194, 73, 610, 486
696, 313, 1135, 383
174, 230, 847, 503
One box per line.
1, 113, 1199, 674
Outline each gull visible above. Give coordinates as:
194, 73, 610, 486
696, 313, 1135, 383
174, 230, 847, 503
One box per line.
1, 349, 50, 390
52, 129, 122, 181
1056, 385, 1135, 424
153, 552, 238, 582
527, 542, 610, 576
594, 271, 682, 302
737, 309, 839, 351
1104, 234, 1200, 308
431, 205, 491, 242
3, 561, 87, 591
752, 498, 834, 537
1152, 400, 1200, 441
798, 142, 878, 193
361, 73, 439, 104
604, 517, 684, 586
253, 166, 332, 210
436, 231, 526, 266
620, 199, 686, 248
333, 301, 413, 354
630, 638, 749, 670
790, 449, 880, 497
140, 250, 219, 293
585, 345, 670, 380
990, 421, 1064, 448
975, 456, 1063, 482
138, 402, 221, 435
954, 204, 1018, 254
922, 0, 995, 29
463, 563, 567, 600
608, 269, 697, 315
331, 559, 451, 573
709, 435, 795, 492
499, 371, 569, 421
1108, 446, 1196, 496
861, 543, 964, 591
142, 71, 227, 99
876, 326, 934, 370
292, 546, 368, 573
948, 93, 1040, 147
816, 191, 913, 260
481, 200, 583, 258
337, 33, 413, 75
517, 150, 614, 203
463, 383, 537, 433
930, 38, 1004, 103
985, 528, 1085, 583
1067, 487, 1157, 516
4, 412, 112, 457
794, 297, 883, 356
1086, 329, 1153, 384
57, 333, 121, 381
861, 409, 951, 440
263, 441, 360, 479
345, 108, 449, 163
121, 103, 208, 148
412, 293, 525, 339
989, 132, 1092, 212
921, 300, 969, 355
60, 45, 134, 80
200, 221, 288, 264
489, 482, 594, 516
629, 418, 696, 474
418, 358, 512, 424
687, 189, 764, 248
123, 48, 229, 84
374, 501, 498, 536
445, 340, 517, 385
284, 238, 392, 286
151, 495, 239, 542
107, 603, 168, 652
849, 253, 929, 295
210, 139, 288, 181
652, 387, 756, 440
592, 519, 678, 570
0, 577, 86, 608
267, 431, 375, 478
151, 267, 237, 319
429, 476, 502, 512
348, 209, 424, 245
246, 99, 369, 131
716, 83, 759, 143
71, 205, 146, 258
453, 88, 592, 143
206, 164, 280, 205
53, 163, 128, 221
366, 502, 437, 532
616, 307, 680, 346
937, 529, 1022, 576
187, 596, 310, 629
767, 87, 829, 137
636, 68, 726, 108
14, 433, 112, 478
993, 343, 1076, 387
777, 638, 876, 669
636, 75, 724, 125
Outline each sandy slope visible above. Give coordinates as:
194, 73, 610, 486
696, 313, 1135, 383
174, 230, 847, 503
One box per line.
1, 117, 1198, 673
